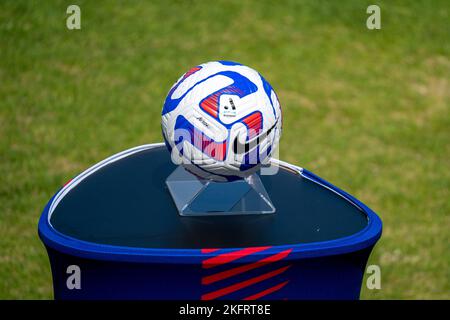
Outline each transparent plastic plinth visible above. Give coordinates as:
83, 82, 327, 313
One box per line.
166, 166, 276, 216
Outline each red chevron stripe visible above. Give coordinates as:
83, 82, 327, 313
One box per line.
202, 249, 292, 285
202, 246, 271, 269
201, 248, 220, 254
201, 265, 291, 300
243, 281, 289, 300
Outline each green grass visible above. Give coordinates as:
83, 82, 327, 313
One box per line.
0, 0, 449, 299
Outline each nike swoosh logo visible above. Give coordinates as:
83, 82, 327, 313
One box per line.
233, 121, 278, 155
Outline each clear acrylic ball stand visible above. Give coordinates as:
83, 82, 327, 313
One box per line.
166, 166, 276, 216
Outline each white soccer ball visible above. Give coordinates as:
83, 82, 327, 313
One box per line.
161, 61, 282, 182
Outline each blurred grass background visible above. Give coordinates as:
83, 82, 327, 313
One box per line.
0, 0, 449, 299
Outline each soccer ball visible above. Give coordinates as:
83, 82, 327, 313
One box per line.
161, 61, 282, 182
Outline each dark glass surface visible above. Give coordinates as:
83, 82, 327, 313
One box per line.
50, 146, 368, 248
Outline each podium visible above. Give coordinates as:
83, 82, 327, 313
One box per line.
38, 143, 382, 300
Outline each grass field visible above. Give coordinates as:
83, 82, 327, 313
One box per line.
1, 0, 449, 299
